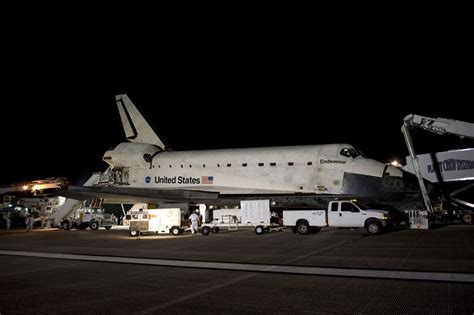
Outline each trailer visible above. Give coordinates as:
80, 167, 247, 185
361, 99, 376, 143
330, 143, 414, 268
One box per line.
199, 207, 241, 235
240, 200, 285, 234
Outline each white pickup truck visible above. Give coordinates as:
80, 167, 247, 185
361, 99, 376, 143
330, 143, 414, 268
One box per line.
283, 200, 392, 235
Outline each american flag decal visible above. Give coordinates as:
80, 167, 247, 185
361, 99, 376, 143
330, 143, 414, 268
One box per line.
202, 176, 214, 184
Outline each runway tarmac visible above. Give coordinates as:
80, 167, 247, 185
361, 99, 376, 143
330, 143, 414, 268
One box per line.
1, 224, 473, 314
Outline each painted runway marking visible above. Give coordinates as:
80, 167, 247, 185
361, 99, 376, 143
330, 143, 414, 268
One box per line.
1, 250, 473, 283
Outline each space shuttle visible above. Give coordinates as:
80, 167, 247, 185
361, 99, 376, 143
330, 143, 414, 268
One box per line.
63, 95, 424, 210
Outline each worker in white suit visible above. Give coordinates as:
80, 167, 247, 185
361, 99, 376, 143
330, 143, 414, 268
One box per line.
189, 211, 200, 236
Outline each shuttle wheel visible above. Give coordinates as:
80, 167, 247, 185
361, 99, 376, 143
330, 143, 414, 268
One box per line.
201, 226, 211, 236
366, 220, 382, 234
171, 227, 181, 235
211, 227, 219, 234
129, 230, 139, 237
255, 226, 265, 235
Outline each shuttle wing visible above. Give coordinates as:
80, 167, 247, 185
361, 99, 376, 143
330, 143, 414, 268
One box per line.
60, 185, 219, 204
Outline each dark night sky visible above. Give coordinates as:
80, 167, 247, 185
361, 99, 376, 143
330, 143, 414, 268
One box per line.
2, 32, 473, 186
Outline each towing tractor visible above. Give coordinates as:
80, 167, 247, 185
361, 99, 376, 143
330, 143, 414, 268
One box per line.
61, 207, 116, 230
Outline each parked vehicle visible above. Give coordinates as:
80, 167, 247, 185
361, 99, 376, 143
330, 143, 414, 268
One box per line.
283, 200, 392, 235
241, 200, 393, 235
61, 207, 116, 230
128, 208, 183, 237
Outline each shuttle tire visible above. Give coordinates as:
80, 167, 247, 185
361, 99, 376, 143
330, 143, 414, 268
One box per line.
129, 230, 139, 237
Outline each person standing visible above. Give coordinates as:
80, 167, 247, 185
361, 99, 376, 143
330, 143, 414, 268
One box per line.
189, 211, 200, 236
25, 214, 31, 232
26, 213, 34, 232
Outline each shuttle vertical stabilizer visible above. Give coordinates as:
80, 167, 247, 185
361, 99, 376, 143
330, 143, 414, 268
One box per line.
116, 94, 167, 150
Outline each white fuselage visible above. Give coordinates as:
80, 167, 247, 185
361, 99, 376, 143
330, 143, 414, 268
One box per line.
102, 142, 401, 195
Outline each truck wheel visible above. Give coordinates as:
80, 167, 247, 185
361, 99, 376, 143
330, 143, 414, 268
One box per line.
297, 221, 310, 235
366, 220, 383, 234
129, 230, 139, 237
255, 226, 265, 235
90, 221, 99, 230
62, 221, 70, 230
211, 227, 219, 234
460, 213, 472, 224
201, 226, 211, 236
171, 226, 181, 235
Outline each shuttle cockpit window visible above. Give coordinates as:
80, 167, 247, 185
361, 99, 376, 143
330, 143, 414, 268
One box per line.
356, 149, 367, 158
340, 148, 361, 158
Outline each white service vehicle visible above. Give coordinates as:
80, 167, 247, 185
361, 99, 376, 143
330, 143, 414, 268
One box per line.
61, 207, 116, 230
283, 200, 392, 235
241, 200, 392, 235
128, 208, 183, 237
